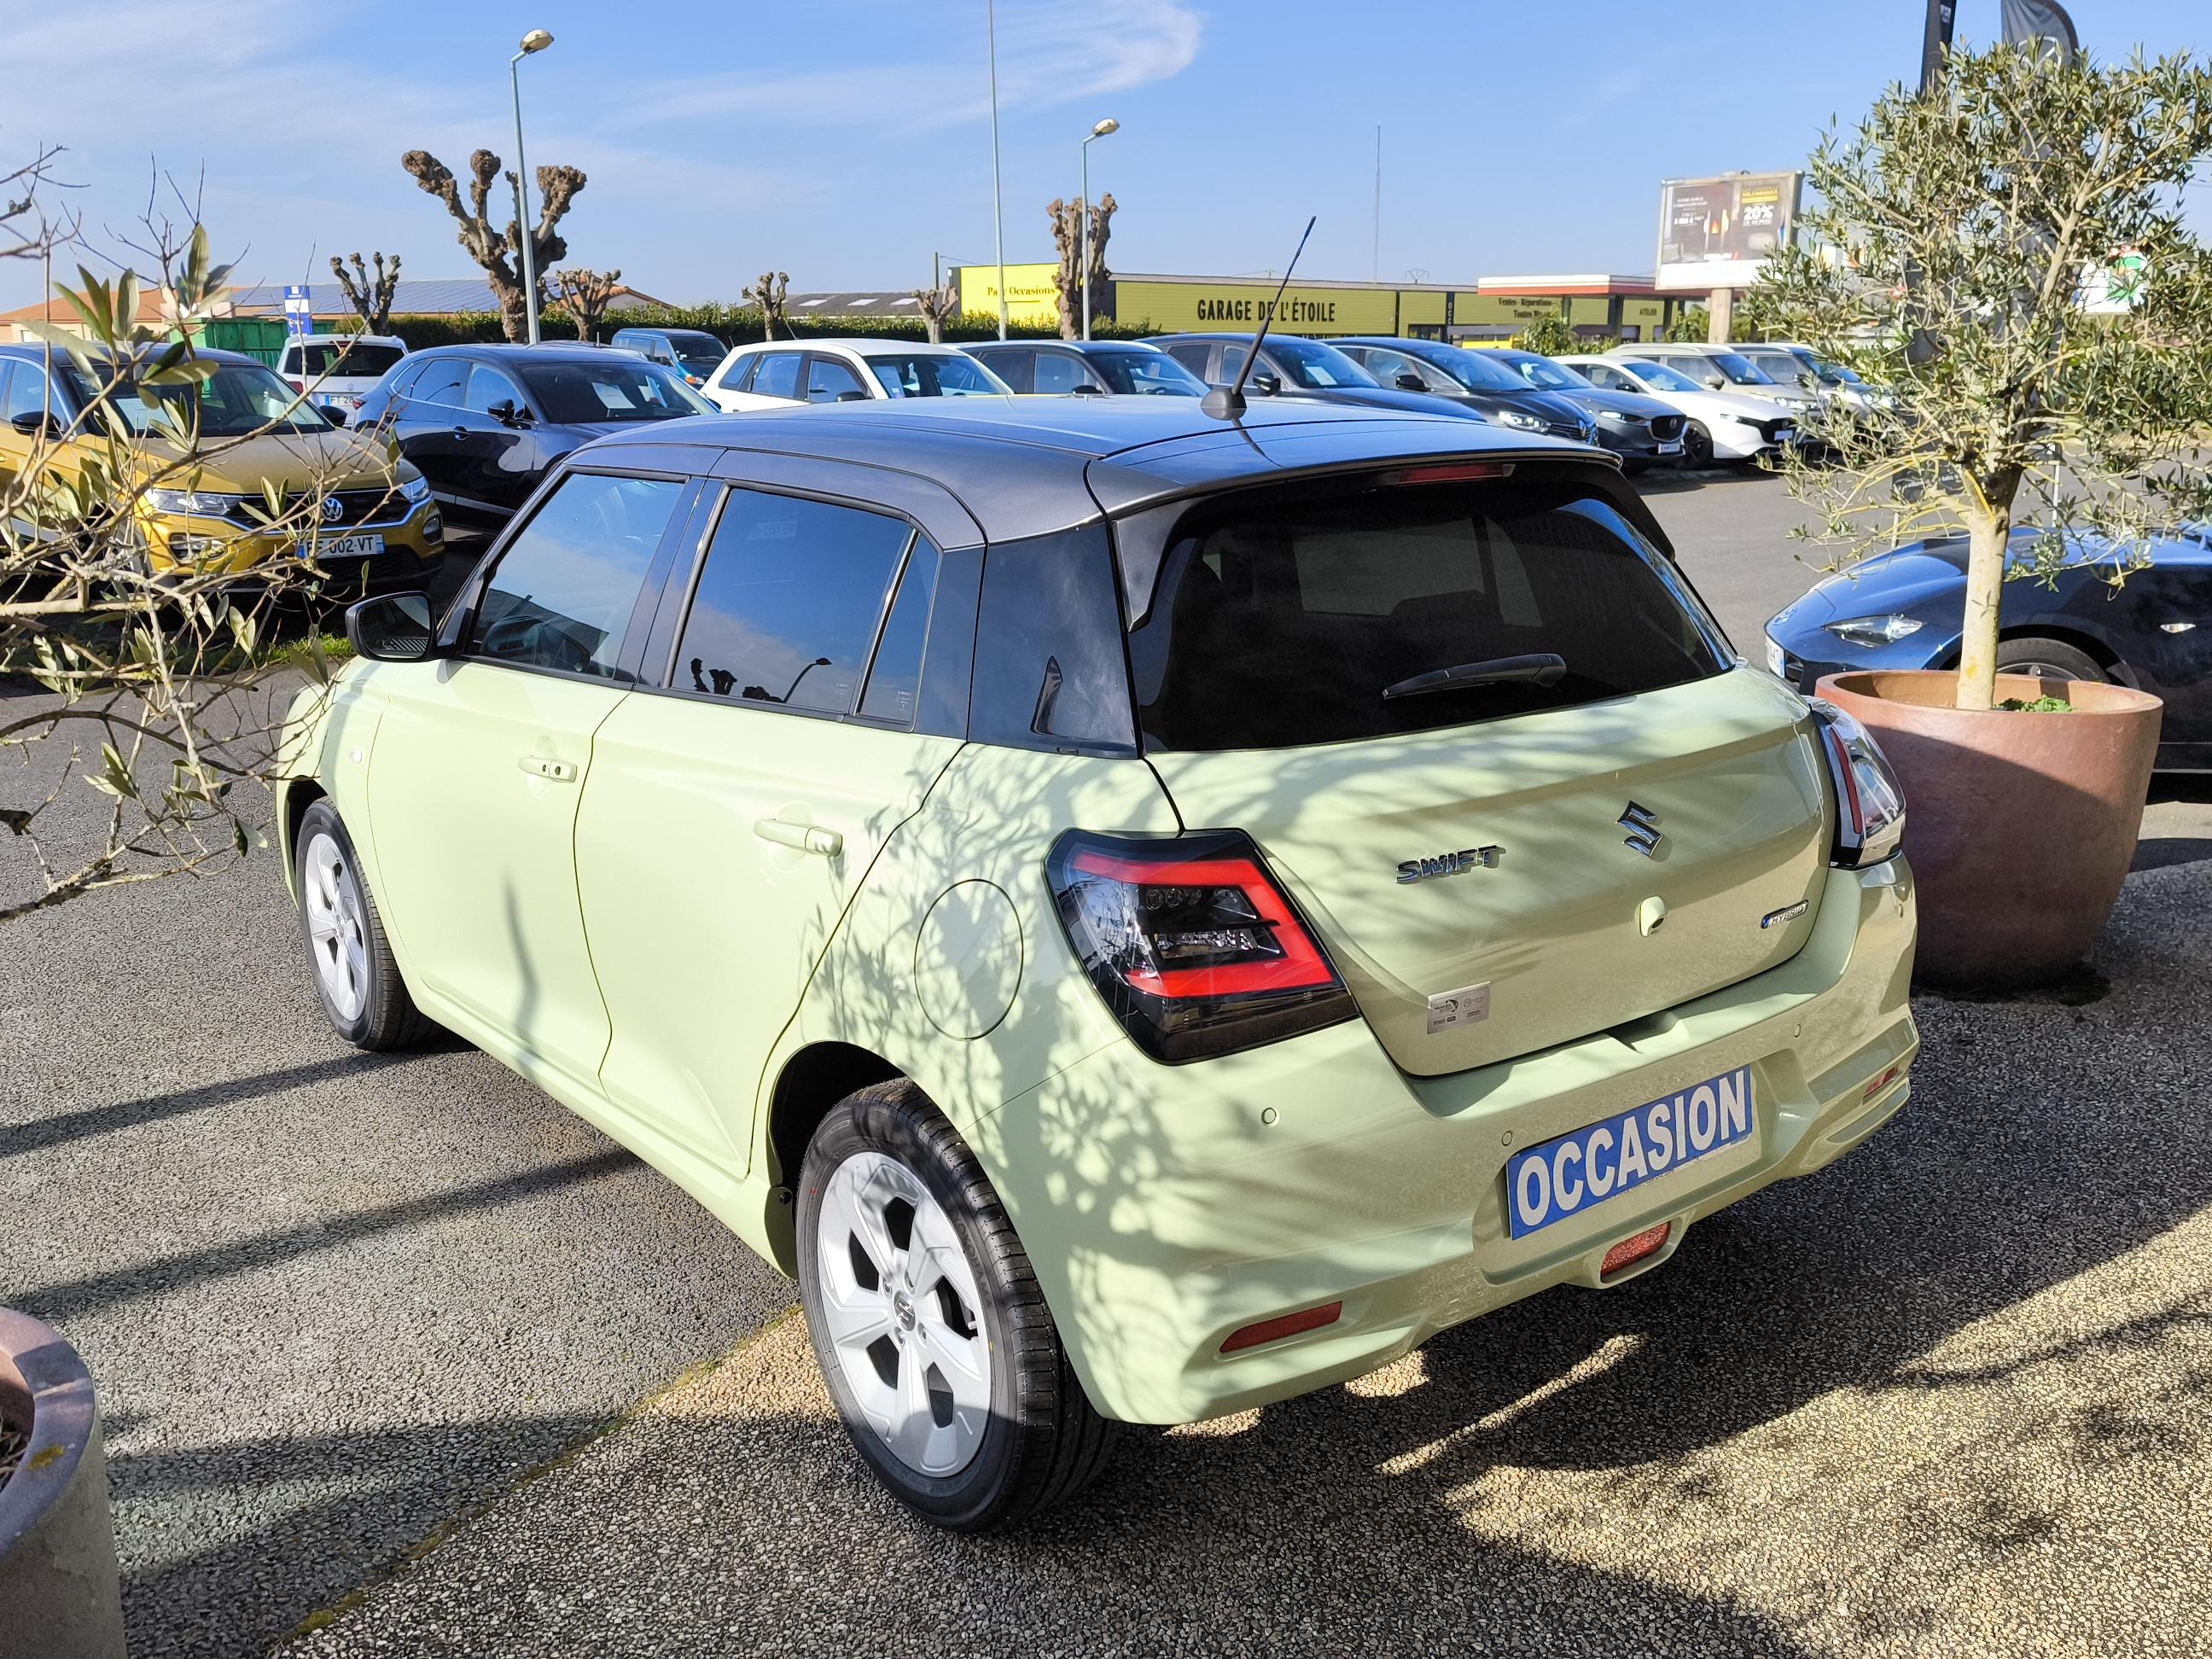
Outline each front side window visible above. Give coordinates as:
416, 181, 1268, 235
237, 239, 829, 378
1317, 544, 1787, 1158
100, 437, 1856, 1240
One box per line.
1710, 352, 1777, 386
1265, 337, 1379, 391
1621, 358, 1702, 393
515, 358, 709, 422
1129, 476, 1726, 751
672, 487, 913, 714
3, 362, 49, 420
1086, 350, 1205, 396
472, 472, 684, 678
1032, 352, 1100, 394
464, 363, 527, 416
1358, 346, 1447, 392
1508, 355, 1583, 392
864, 352, 1005, 398
806, 355, 869, 402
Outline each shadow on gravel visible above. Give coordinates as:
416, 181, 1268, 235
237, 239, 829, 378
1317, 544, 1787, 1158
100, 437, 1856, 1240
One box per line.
11, 1148, 636, 1321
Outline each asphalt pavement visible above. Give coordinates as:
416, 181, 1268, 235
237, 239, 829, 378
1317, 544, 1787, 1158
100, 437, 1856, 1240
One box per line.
4, 468, 2209, 1657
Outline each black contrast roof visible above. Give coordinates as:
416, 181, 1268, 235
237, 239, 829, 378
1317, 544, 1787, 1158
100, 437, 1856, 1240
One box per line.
579, 398, 1599, 544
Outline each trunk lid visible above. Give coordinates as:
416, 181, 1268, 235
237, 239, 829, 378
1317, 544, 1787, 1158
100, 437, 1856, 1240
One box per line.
1149, 670, 1828, 1074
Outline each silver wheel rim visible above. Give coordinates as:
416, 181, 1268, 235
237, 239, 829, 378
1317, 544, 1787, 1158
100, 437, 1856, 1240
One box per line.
2000, 659, 2085, 682
302, 830, 370, 1022
814, 1149, 992, 1477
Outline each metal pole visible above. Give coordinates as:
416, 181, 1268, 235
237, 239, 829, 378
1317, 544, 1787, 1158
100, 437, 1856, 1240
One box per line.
987, 0, 1009, 340
511, 53, 540, 345
1371, 125, 1382, 283
1080, 139, 1091, 341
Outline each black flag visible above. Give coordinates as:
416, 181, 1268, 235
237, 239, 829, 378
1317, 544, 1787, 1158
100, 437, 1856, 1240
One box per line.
2001, 0, 2081, 61
1919, 0, 1959, 94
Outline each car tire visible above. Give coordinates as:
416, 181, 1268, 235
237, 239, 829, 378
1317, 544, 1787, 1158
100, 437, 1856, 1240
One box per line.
294, 800, 435, 1051
797, 1079, 1118, 1532
1994, 636, 2108, 684
1682, 421, 1714, 469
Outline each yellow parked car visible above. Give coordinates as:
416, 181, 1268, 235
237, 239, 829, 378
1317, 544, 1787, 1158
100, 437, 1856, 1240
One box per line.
0, 343, 443, 582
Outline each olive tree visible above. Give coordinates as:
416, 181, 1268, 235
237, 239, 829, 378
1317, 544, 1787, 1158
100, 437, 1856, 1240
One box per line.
3, 202, 379, 923
1750, 44, 2212, 709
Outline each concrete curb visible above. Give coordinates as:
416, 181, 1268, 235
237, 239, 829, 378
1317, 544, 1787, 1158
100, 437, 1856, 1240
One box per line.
0, 1307, 127, 1659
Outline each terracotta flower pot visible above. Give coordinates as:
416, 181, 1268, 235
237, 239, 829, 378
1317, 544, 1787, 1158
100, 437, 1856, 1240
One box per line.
0, 1308, 125, 1659
1815, 668, 2162, 987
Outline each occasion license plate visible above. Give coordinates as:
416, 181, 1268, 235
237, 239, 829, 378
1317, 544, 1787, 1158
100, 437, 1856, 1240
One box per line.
1506, 1065, 1753, 1238
317, 533, 385, 560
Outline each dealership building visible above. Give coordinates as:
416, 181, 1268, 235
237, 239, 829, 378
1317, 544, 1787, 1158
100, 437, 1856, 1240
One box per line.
955, 265, 1691, 344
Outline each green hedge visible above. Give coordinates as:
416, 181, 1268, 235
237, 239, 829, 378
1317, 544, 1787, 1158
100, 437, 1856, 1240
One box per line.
344, 305, 1160, 351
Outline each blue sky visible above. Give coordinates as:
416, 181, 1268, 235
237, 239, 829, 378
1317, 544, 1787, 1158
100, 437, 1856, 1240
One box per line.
2, 0, 2206, 310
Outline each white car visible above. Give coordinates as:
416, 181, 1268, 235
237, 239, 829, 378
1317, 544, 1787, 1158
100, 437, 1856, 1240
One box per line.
1563, 354, 1801, 469
702, 338, 1010, 412
1615, 343, 1822, 427
277, 334, 408, 422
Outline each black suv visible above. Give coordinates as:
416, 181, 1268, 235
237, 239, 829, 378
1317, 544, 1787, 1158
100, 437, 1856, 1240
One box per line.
352, 344, 712, 522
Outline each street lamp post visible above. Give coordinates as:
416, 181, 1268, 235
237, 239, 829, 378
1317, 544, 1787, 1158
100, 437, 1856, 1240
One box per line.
987, 0, 1008, 341
509, 28, 554, 346
1080, 118, 1119, 341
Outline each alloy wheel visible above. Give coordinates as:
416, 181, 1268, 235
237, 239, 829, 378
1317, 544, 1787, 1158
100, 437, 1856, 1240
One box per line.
302, 830, 370, 1022
813, 1150, 993, 1477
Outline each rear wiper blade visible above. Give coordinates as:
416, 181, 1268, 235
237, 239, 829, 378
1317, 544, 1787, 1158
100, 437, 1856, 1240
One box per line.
1382, 653, 1567, 701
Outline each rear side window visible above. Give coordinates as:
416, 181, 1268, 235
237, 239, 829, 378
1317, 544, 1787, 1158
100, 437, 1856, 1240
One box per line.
407, 357, 467, 406
977, 349, 1033, 393
473, 473, 685, 678
672, 488, 912, 714
1128, 478, 1726, 752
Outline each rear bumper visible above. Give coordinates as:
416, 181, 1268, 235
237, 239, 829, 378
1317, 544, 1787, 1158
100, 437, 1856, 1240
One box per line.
982, 857, 1918, 1424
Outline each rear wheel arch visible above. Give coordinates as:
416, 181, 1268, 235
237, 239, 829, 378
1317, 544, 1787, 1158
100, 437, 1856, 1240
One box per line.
766, 1042, 905, 1185
1945, 624, 2136, 685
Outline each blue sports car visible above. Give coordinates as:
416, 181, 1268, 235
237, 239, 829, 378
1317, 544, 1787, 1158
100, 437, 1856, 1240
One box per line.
1764, 528, 2212, 770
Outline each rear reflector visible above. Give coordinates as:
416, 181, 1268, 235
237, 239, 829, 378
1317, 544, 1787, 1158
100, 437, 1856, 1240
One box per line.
1220, 1301, 1343, 1353
1388, 460, 1515, 486
1862, 1062, 1901, 1101
1599, 1223, 1671, 1278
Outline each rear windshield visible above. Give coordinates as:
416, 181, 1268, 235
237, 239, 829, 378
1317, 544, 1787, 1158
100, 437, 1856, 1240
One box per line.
294, 341, 405, 378
1128, 477, 1728, 751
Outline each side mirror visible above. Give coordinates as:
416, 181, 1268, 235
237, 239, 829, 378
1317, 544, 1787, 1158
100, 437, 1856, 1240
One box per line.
1703, 375, 1726, 390
9, 410, 61, 438
1069, 382, 1106, 396
321, 405, 348, 428
1394, 373, 1428, 393
1252, 372, 1283, 396
487, 399, 531, 428
345, 591, 437, 663
835, 389, 869, 403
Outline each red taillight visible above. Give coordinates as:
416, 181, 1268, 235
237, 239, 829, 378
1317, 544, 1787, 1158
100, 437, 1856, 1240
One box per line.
1808, 698, 1906, 868
1221, 1301, 1342, 1353
1047, 830, 1356, 1062
1600, 1223, 1671, 1278
286, 375, 306, 393
1388, 460, 1515, 486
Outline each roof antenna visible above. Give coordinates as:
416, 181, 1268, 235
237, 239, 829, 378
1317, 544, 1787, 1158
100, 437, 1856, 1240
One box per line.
1202, 215, 1316, 421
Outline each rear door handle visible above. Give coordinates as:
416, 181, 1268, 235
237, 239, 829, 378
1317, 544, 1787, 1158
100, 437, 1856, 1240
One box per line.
753, 817, 842, 857
518, 755, 577, 783
452, 426, 470, 440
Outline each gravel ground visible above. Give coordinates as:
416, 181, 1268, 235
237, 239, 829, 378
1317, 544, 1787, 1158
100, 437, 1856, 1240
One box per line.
0, 673, 790, 1658
5, 472, 2209, 1657
287, 859, 2212, 1657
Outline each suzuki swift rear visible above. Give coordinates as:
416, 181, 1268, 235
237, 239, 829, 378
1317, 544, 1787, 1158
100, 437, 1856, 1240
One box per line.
281, 399, 1917, 1534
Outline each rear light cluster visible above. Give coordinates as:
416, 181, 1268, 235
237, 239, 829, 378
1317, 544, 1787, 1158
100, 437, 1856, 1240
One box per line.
1045, 830, 1356, 1062
1807, 698, 1906, 869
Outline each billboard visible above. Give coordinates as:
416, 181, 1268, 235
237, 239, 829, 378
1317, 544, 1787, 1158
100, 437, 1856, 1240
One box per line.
1655, 173, 1802, 292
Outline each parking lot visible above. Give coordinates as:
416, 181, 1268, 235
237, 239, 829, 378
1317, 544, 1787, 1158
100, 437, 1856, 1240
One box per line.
6, 467, 2211, 1657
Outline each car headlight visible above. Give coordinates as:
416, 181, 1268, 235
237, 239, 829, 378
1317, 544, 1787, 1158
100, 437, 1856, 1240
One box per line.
1720, 413, 1764, 428
1497, 409, 1545, 431
144, 488, 250, 520
1824, 614, 1924, 647
399, 473, 431, 503
1597, 409, 1632, 425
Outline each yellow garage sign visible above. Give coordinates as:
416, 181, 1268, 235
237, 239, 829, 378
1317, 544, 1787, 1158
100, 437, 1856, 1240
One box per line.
1114, 278, 1398, 337
958, 263, 1060, 327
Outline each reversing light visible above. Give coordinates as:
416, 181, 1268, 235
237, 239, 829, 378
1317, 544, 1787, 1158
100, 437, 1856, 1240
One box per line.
1045, 829, 1356, 1062
1387, 460, 1516, 486
1807, 698, 1906, 868
1221, 1301, 1342, 1353
1600, 1223, 1671, 1278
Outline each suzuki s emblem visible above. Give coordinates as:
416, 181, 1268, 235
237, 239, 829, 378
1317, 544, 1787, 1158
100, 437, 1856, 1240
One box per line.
1397, 846, 1502, 884
1618, 801, 1663, 859
322, 496, 345, 522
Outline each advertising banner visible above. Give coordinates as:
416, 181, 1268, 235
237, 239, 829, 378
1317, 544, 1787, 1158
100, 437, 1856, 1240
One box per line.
1655, 174, 1802, 292
1115, 278, 1399, 337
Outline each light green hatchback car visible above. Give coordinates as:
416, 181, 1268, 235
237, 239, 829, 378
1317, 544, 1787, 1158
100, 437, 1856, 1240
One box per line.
279, 398, 1918, 1530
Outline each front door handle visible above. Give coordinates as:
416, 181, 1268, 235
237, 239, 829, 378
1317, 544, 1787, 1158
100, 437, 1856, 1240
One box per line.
452, 426, 470, 440
753, 817, 841, 857
518, 754, 577, 783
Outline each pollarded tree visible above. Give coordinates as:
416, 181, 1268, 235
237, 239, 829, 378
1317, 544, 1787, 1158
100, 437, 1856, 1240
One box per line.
401, 148, 586, 343
1749, 44, 2212, 710
742, 271, 789, 341
329, 251, 401, 335
1046, 194, 1115, 340
550, 267, 622, 341
911, 282, 958, 346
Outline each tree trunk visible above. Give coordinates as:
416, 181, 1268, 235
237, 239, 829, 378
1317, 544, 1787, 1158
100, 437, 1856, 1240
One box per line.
1954, 498, 2012, 711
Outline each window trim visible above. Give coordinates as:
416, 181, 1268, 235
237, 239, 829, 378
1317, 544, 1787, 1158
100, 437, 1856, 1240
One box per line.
403, 352, 472, 412
438, 463, 701, 687
463, 358, 533, 419
802, 351, 870, 405
644, 479, 939, 731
